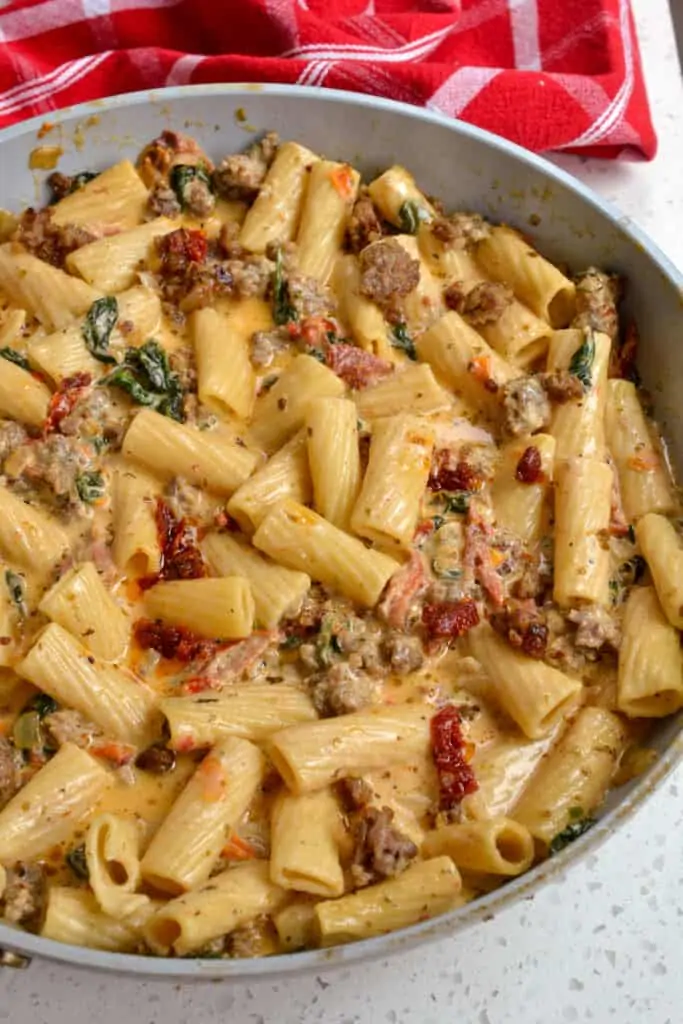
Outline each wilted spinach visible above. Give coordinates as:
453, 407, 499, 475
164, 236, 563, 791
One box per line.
82, 297, 118, 365
101, 340, 184, 421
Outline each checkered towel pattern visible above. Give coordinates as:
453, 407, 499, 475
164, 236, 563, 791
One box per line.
0, 0, 656, 158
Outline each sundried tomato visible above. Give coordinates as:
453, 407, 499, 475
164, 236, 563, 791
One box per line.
139, 498, 206, 590
431, 705, 478, 809
515, 445, 543, 484
422, 598, 479, 639
134, 618, 219, 663
44, 372, 92, 434
428, 451, 485, 493
157, 227, 207, 277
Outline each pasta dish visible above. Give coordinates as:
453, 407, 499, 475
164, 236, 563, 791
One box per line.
0, 129, 678, 958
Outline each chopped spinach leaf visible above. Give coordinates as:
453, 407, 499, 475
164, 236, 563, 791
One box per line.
0, 347, 30, 371
568, 331, 596, 388
82, 297, 118, 365
398, 200, 430, 235
271, 248, 298, 326
5, 570, 26, 617
76, 471, 106, 504
325, 329, 339, 344
169, 164, 213, 210
443, 491, 471, 515
431, 515, 446, 532
549, 817, 595, 855
391, 322, 416, 360
307, 347, 325, 363
26, 693, 58, 719
66, 844, 89, 881
101, 340, 184, 421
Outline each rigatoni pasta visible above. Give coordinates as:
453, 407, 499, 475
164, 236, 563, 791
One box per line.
0, 127, 676, 964
306, 396, 361, 530
351, 414, 434, 550
253, 498, 400, 606
0, 744, 112, 862
123, 409, 257, 494
141, 737, 265, 894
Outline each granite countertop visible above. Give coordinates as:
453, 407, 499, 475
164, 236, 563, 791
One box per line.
3, 1, 683, 1021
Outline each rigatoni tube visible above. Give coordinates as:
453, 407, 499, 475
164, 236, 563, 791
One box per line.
0, 244, 99, 331
490, 434, 555, 543
144, 861, 287, 956
111, 463, 162, 578
85, 813, 148, 919
66, 217, 176, 294
475, 225, 576, 326
41, 888, 144, 953
192, 304, 256, 421
141, 737, 265, 894
17, 623, 160, 748
547, 329, 611, 463
39, 562, 129, 662
351, 414, 434, 551
605, 379, 676, 520
468, 624, 582, 739
0, 356, 51, 427
636, 513, 683, 629
367, 166, 435, 228
201, 532, 310, 630
227, 429, 312, 534
0, 483, 69, 575
161, 685, 317, 749
253, 498, 400, 607
268, 703, 432, 794
617, 586, 683, 717
123, 408, 257, 494
315, 856, 461, 945
416, 310, 517, 418
143, 577, 254, 640
239, 140, 319, 253
422, 817, 534, 877
52, 159, 148, 231
249, 355, 345, 453
553, 457, 612, 607
306, 397, 361, 531
270, 789, 344, 898
295, 160, 360, 282
353, 363, 451, 420
334, 253, 393, 359
512, 706, 628, 849
0, 744, 112, 862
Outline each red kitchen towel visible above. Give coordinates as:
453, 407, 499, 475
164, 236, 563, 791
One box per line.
0, 0, 656, 159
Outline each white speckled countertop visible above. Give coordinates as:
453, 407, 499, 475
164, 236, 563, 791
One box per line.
3, 2, 683, 1021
